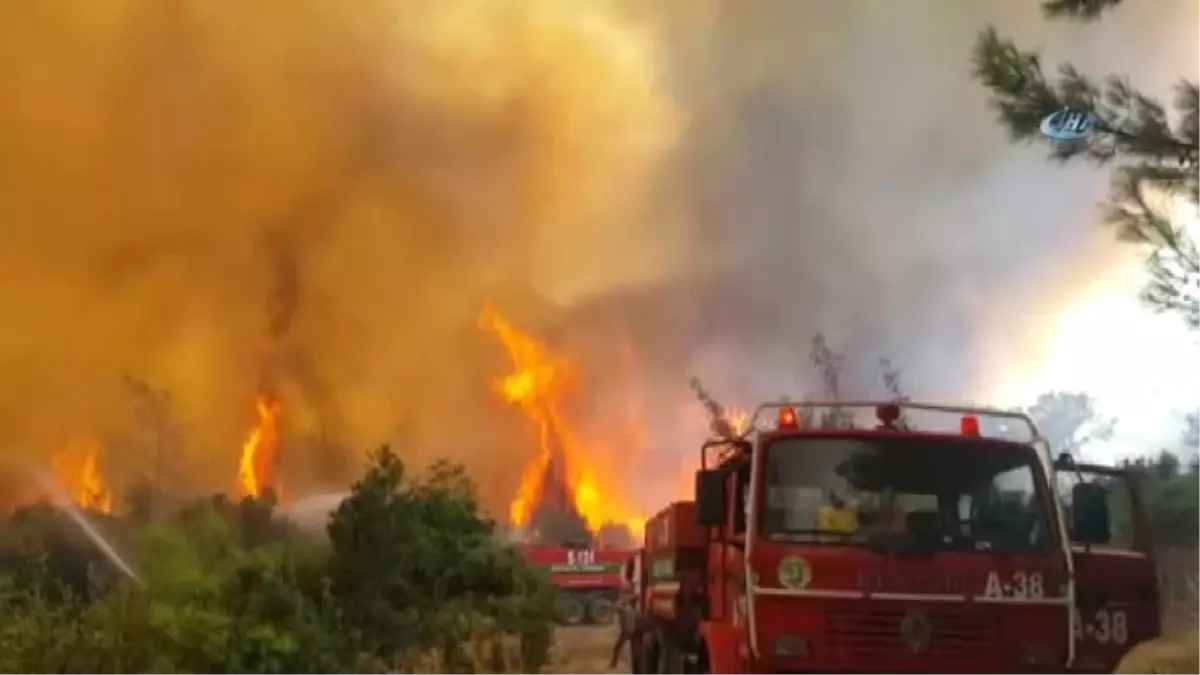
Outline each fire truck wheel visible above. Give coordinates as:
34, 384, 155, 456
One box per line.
555, 594, 586, 626
684, 639, 710, 674
587, 596, 616, 624
658, 637, 682, 673
639, 639, 660, 674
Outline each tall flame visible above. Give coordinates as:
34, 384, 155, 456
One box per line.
481, 306, 644, 539
237, 395, 282, 499
51, 436, 113, 514
483, 307, 569, 526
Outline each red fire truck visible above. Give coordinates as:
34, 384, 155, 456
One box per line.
519, 543, 636, 625
631, 401, 1160, 673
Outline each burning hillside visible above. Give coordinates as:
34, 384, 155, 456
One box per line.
0, 0, 682, 505
1, 392, 282, 516
481, 307, 645, 545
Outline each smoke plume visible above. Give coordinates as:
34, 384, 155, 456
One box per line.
0, 0, 1194, 515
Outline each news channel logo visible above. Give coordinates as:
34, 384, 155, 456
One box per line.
1039, 108, 1100, 141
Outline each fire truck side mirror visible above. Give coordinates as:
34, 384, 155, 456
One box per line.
1070, 482, 1111, 544
695, 469, 725, 527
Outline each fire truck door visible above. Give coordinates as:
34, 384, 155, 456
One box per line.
1060, 464, 1160, 673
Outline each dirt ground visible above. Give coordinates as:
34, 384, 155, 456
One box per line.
1115, 629, 1200, 674
547, 621, 1200, 674
547, 624, 624, 674
552, 624, 1200, 667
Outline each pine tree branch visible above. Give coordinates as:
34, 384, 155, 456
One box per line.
1102, 169, 1200, 328
974, 24, 1200, 330
1041, 0, 1126, 22
972, 28, 1198, 166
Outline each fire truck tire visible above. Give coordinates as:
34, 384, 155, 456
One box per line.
639, 639, 660, 674
556, 594, 586, 625
686, 639, 710, 674
587, 596, 616, 624
658, 637, 682, 673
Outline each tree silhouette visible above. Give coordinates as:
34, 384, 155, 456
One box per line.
810, 334, 854, 428
972, 0, 1199, 329
1182, 411, 1199, 451
1024, 391, 1115, 456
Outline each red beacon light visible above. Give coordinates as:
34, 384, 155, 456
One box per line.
960, 414, 981, 436
778, 407, 799, 430
876, 404, 902, 429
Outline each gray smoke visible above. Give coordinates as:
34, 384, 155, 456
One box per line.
547, 0, 1198, 509
562, 0, 1191, 390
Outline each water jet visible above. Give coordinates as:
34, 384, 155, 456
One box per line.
0, 453, 142, 586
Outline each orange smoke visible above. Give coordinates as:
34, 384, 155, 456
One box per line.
481, 307, 644, 539
51, 436, 113, 514
237, 395, 282, 499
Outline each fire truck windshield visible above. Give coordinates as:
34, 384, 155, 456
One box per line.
759, 435, 1052, 554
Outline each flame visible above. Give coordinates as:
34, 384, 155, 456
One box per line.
481, 306, 644, 539
728, 406, 749, 435
51, 436, 113, 514
237, 394, 282, 499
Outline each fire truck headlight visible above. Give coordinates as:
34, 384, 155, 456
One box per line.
772, 634, 810, 657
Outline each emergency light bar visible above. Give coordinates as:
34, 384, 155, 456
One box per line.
742, 400, 1043, 444
777, 407, 799, 430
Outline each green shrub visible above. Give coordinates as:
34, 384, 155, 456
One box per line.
0, 445, 556, 674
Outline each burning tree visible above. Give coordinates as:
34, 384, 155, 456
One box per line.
237, 395, 283, 500
234, 230, 300, 502
480, 307, 644, 546
50, 435, 113, 515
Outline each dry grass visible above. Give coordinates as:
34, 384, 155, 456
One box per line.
1116, 631, 1199, 675
407, 620, 1197, 674
1116, 548, 1199, 674
545, 625, 622, 674
385, 625, 621, 673
395, 613, 1197, 674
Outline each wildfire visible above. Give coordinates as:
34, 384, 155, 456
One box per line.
51, 436, 113, 514
237, 394, 282, 499
481, 307, 645, 539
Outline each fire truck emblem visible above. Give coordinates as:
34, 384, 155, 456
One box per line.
899, 609, 933, 655
777, 556, 811, 589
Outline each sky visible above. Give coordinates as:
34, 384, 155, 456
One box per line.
975, 1, 1199, 460
991, 233, 1200, 461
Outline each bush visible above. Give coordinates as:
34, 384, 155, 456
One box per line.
0, 446, 556, 673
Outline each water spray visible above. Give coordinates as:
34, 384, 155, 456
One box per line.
0, 454, 142, 586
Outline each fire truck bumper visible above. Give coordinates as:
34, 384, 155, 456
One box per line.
746, 598, 1067, 674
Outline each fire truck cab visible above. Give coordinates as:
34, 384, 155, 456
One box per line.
635, 401, 1160, 673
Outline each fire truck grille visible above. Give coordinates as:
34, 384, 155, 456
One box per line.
825, 607, 998, 662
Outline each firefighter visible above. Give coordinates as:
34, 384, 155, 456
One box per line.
612, 552, 648, 672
